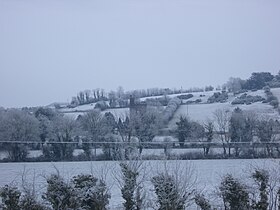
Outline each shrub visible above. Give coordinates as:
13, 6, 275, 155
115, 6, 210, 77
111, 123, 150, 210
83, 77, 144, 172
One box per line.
0, 185, 21, 210
270, 99, 279, 108
152, 173, 186, 210
43, 174, 79, 210
207, 92, 228, 103
72, 174, 110, 210
194, 193, 211, 210
177, 94, 193, 100
163, 97, 181, 123
95, 101, 109, 111
219, 174, 250, 210
251, 169, 269, 210
20, 194, 47, 210
231, 94, 265, 105
120, 162, 143, 210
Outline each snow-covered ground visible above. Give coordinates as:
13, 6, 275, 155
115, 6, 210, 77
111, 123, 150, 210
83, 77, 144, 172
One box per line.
169, 101, 280, 129
63, 107, 129, 120
60, 89, 273, 124
60, 103, 97, 112
0, 159, 278, 209
271, 87, 280, 101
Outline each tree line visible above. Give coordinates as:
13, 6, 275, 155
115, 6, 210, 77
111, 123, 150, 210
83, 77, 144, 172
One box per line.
175, 107, 280, 158
67, 71, 280, 109
1, 101, 280, 162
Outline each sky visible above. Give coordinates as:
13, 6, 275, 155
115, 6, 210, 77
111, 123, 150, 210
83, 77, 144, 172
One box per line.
0, 0, 280, 108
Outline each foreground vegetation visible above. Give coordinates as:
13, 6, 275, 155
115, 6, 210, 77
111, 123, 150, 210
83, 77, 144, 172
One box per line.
0, 160, 280, 210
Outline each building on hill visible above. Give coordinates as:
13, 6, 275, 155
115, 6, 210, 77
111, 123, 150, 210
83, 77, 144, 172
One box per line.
129, 95, 147, 118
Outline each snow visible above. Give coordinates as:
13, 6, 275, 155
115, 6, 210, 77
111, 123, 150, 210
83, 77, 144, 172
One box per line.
271, 87, 280, 101
63, 107, 129, 120
0, 159, 278, 209
60, 103, 97, 112
169, 101, 280, 129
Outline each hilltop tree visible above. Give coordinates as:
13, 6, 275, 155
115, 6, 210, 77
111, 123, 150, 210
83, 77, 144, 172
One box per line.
225, 77, 244, 93
243, 72, 274, 90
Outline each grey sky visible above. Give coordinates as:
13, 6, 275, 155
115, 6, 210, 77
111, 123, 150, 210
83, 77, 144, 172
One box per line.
0, 0, 280, 108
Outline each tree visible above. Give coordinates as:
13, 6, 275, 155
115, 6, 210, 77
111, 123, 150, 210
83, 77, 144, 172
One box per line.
84, 90, 91, 103
131, 107, 162, 154
80, 110, 103, 142
229, 108, 245, 157
244, 72, 274, 90
204, 121, 214, 156
72, 174, 110, 210
225, 77, 244, 93
190, 121, 205, 141
229, 108, 256, 157
219, 174, 250, 210
151, 161, 196, 210
45, 115, 78, 160
251, 169, 269, 210
43, 174, 78, 210
175, 116, 192, 147
77, 91, 85, 105
0, 109, 40, 161
120, 162, 143, 210
35, 107, 57, 143
0, 185, 21, 210
256, 119, 275, 156
213, 109, 231, 156
194, 193, 211, 210
152, 173, 185, 210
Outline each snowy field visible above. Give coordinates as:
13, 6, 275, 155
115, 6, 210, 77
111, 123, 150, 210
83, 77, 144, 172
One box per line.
169, 101, 280, 129
271, 87, 280, 101
0, 159, 279, 209
63, 107, 130, 120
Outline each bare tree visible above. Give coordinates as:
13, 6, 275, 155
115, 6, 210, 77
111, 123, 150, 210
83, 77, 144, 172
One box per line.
213, 109, 231, 156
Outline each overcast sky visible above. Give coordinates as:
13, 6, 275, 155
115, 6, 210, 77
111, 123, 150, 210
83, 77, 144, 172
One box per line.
0, 0, 280, 108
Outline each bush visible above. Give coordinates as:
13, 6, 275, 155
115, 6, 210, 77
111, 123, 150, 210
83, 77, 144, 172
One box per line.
43, 173, 110, 210
251, 169, 269, 210
207, 92, 228, 103
95, 101, 109, 111
72, 174, 110, 210
120, 162, 143, 210
43, 174, 79, 210
264, 89, 279, 108
177, 94, 193, 100
0, 185, 21, 210
163, 97, 181, 123
219, 174, 250, 210
270, 100, 279, 108
231, 94, 265, 105
194, 193, 211, 210
152, 173, 186, 210
20, 194, 47, 210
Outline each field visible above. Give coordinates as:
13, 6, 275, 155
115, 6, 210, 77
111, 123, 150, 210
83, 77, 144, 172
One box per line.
169, 89, 280, 129
61, 88, 280, 127
0, 159, 279, 209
